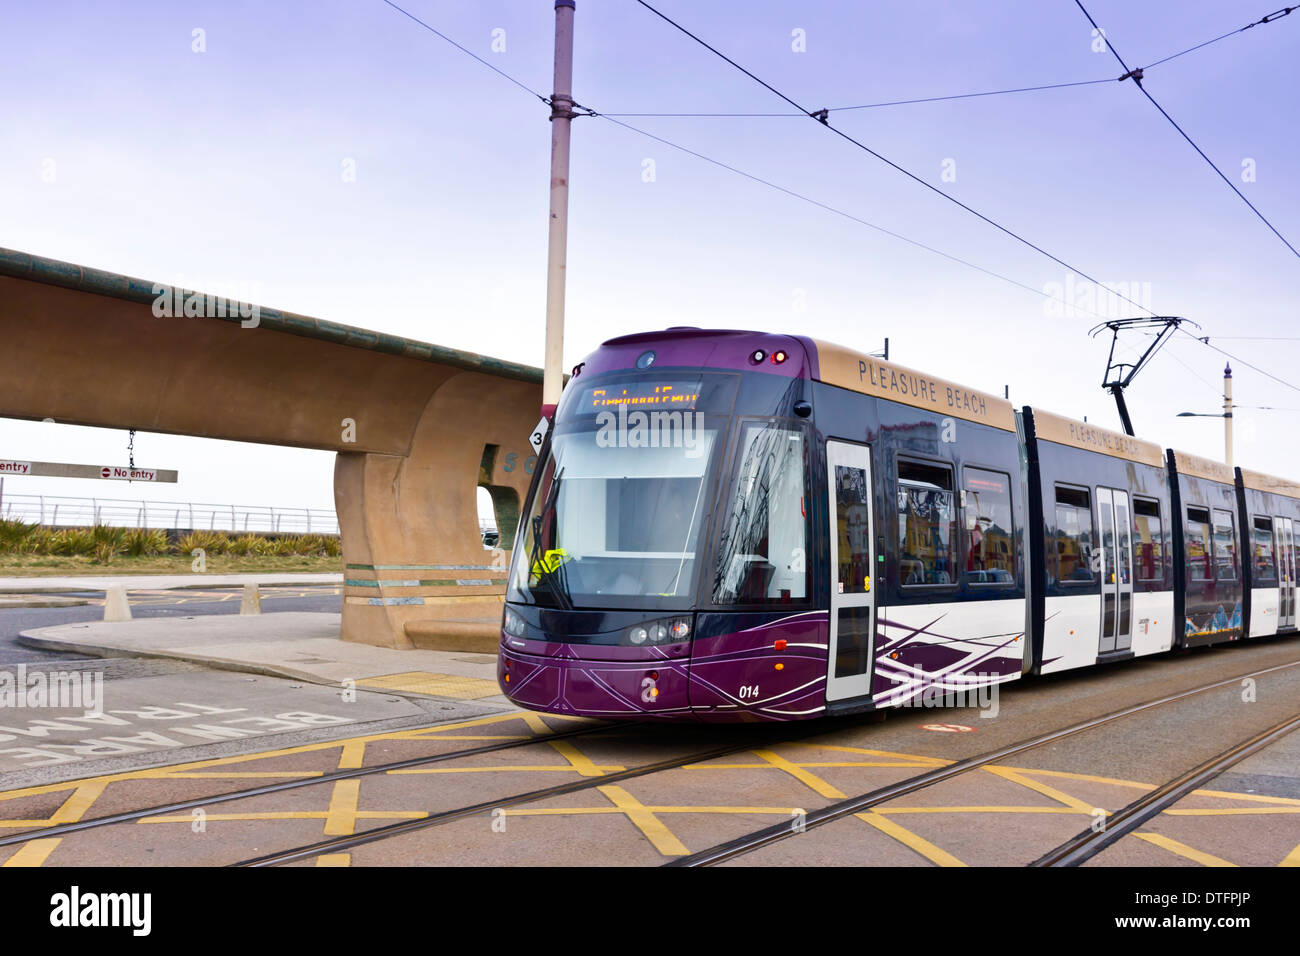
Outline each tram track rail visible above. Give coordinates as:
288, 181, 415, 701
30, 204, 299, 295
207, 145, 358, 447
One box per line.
665, 656, 1300, 867
231, 724, 834, 866
1031, 709, 1300, 867
0, 720, 611, 847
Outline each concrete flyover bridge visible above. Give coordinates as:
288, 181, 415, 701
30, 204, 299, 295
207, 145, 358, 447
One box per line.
0, 247, 542, 651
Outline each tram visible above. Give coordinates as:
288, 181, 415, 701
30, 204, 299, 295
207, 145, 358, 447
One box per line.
497, 329, 1300, 721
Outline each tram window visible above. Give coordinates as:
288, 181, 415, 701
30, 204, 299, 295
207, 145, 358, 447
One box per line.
963, 468, 1014, 585
897, 460, 956, 588
1132, 498, 1164, 582
1053, 485, 1095, 585
1186, 507, 1213, 582
1213, 509, 1237, 581
712, 423, 809, 604
1253, 516, 1277, 585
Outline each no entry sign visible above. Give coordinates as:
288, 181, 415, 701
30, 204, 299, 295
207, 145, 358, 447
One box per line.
0, 460, 177, 482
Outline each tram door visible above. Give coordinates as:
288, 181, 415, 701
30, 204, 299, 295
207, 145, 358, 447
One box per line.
826, 441, 875, 702
1279, 517, 1296, 630
1096, 488, 1134, 654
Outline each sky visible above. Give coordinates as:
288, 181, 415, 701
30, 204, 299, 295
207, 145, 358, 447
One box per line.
1, 0, 1298, 521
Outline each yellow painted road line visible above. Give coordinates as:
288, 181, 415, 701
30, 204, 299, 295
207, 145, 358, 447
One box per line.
1280, 842, 1300, 867
163, 771, 324, 779
547, 739, 611, 777
317, 854, 351, 867
139, 810, 427, 824
0, 712, 540, 806
389, 764, 626, 775
855, 810, 967, 867
596, 785, 689, 856
786, 742, 952, 765
878, 806, 1089, 815
1133, 832, 1238, 867
1164, 807, 1300, 816
337, 739, 368, 771
684, 760, 940, 770
506, 806, 802, 816
752, 749, 846, 799
323, 780, 361, 836
49, 781, 108, 824
2, 838, 61, 867
983, 765, 1099, 814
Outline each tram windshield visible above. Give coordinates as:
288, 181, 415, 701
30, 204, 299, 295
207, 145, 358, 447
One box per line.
508, 372, 739, 611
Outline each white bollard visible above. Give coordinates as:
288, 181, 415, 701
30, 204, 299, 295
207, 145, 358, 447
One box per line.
103, 585, 132, 622
240, 582, 262, 615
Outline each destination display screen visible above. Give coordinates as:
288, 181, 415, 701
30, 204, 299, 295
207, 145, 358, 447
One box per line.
578, 379, 702, 412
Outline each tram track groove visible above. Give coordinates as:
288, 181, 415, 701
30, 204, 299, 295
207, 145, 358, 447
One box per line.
0, 720, 610, 847
1030, 710, 1300, 867
664, 656, 1300, 866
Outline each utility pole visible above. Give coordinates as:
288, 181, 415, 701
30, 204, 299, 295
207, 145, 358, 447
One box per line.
1224, 363, 1234, 468
542, 0, 576, 415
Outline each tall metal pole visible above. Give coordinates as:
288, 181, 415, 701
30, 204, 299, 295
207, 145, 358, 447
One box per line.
1223, 363, 1234, 468
542, 0, 576, 414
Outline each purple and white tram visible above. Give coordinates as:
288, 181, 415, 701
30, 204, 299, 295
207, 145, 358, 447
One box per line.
496, 329, 1300, 722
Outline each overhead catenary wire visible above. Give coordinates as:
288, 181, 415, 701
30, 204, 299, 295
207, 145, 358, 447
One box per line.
1073, 0, 1300, 262
1179, 328, 1300, 395
372, 0, 1124, 323
630, 0, 1157, 318
605, 4, 1298, 118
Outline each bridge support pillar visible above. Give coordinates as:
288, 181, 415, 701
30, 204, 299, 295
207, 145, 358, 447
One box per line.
334, 371, 539, 651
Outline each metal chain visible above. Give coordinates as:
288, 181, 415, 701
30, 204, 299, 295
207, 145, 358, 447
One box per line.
128, 429, 135, 470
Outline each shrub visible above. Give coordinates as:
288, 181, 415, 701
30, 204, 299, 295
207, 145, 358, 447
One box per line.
176, 530, 229, 556
123, 527, 167, 556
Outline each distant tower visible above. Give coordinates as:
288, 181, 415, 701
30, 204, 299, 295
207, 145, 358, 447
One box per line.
1223, 363, 1233, 468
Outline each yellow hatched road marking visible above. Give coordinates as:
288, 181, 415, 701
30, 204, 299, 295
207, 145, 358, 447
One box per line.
338, 740, 368, 771
323, 780, 361, 835
389, 764, 624, 775
317, 854, 351, 867
752, 750, 845, 798
1280, 842, 1300, 867
0, 712, 546, 806
2, 838, 61, 867
506, 805, 802, 816
787, 742, 951, 765
1164, 807, 1300, 816
139, 810, 426, 824
880, 806, 1089, 815
547, 739, 615, 777
855, 810, 967, 867
983, 765, 1099, 814
686, 760, 940, 770
1133, 832, 1238, 867
596, 785, 689, 856
50, 782, 109, 824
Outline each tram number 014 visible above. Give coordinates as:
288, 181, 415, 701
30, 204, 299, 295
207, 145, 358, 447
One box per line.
738, 685, 760, 700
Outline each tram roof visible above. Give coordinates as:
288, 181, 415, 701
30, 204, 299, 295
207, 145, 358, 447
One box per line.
1169, 449, 1236, 485
1029, 408, 1164, 468
1239, 467, 1300, 500
810, 339, 1016, 432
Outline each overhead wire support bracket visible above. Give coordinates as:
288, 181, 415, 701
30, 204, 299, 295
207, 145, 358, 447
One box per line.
1088, 316, 1200, 436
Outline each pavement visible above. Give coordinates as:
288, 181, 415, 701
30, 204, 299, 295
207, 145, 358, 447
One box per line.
0, 572, 343, 594
15, 612, 507, 703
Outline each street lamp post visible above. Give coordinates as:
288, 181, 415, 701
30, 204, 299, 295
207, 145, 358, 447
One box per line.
1176, 363, 1234, 468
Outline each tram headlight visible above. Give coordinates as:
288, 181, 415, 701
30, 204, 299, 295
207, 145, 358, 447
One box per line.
624, 617, 691, 645
503, 607, 527, 637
